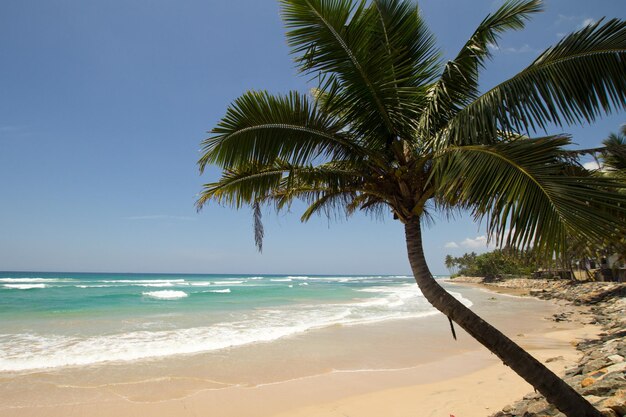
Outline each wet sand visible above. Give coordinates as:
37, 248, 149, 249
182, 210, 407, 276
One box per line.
0, 283, 600, 417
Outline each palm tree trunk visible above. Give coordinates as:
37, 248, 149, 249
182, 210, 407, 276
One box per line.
405, 218, 601, 417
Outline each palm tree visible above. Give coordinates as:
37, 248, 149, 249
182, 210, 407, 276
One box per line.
600, 124, 626, 175
444, 254, 456, 275
197, 0, 626, 415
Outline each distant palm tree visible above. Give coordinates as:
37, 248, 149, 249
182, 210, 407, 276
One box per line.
601, 124, 626, 175
444, 254, 456, 274
197, 0, 626, 415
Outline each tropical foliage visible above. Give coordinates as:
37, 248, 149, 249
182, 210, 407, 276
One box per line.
445, 249, 537, 277
599, 125, 626, 178
198, 0, 626, 414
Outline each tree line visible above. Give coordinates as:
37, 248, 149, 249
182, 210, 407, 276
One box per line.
445, 249, 537, 278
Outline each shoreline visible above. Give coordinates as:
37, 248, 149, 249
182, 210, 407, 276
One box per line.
449, 277, 626, 416
0, 280, 603, 417
271, 280, 604, 417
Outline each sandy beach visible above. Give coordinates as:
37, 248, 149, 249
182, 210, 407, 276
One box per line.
0, 282, 602, 417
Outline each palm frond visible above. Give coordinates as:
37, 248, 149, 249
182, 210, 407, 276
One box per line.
442, 19, 626, 146
601, 130, 626, 171
420, 0, 542, 137
281, 0, 439, 144
253, 202, 264, 252
299, 190, 358, 221
197, 159, 366, 210
198, 90, 362, 171
432, 136, 626, 256
282, 0, 394, 136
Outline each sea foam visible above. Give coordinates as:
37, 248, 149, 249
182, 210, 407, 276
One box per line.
142, 290, 188, 300
4, 284, 47, 290
0, 278, 62, 283
0, 283, 474, 372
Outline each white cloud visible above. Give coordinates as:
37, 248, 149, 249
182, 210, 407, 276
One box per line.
501, 44, 540, 54
555, 15, 596, 35
583, 161, 601, 171
556, 14, 595, 28
461, 235, 489, 249
579, 18, 596, 29
489, 43, 540, 54
444, 235, 496, 251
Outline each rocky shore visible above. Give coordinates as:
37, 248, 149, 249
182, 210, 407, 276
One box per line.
451, 277, 626, 416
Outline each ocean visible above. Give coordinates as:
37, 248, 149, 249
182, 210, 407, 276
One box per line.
0, 271, 470, 373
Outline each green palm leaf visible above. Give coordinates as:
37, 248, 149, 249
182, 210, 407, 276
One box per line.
444, 19, 626, 146
282, 0, 439, 144
433, 136, 626, 255
197, 160, 365, 209
419, 0, 543, 138
199, 90, 360, 171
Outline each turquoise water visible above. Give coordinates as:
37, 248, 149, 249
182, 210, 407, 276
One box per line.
0, 271, 466, 372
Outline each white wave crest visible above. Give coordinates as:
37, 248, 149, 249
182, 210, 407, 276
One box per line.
142, 290, 188, 300
75, 285, 112, 288
136, 283, 175, 288
0, 279, 475, 373
102, 279, 185, 284
0, 278, 63, 283
4, 284, 47, 290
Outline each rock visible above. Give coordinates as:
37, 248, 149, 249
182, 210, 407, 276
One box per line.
582, 377, 596, 387
585, 395, 608, 405
584, 358, 611, 374
589, 368, 610, 379
480, 279, 626, 417
565, 366, 583, 376
546, 356, 564, 363
602, 372, 626, 386
603, 389, 626, 415
526, 400, 550, 414
583, 379, 620, 396
605, 362, 626, 374
523, 392, 544, 401
601, 409, 619, 417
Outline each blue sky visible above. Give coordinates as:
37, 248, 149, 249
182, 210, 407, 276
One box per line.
1, 0, 624, 275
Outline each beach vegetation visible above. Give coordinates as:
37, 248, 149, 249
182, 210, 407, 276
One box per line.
197, 0, 626, 415
446, 249, 537, 278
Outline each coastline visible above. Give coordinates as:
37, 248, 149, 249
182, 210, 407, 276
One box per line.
0, 280, 603, 417
450, 277, 626, 416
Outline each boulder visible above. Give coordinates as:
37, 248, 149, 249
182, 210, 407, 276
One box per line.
601, 409, 619, 417
582, 377, 597, 388
583, 379, 620, 396
602, 389, 626, 415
